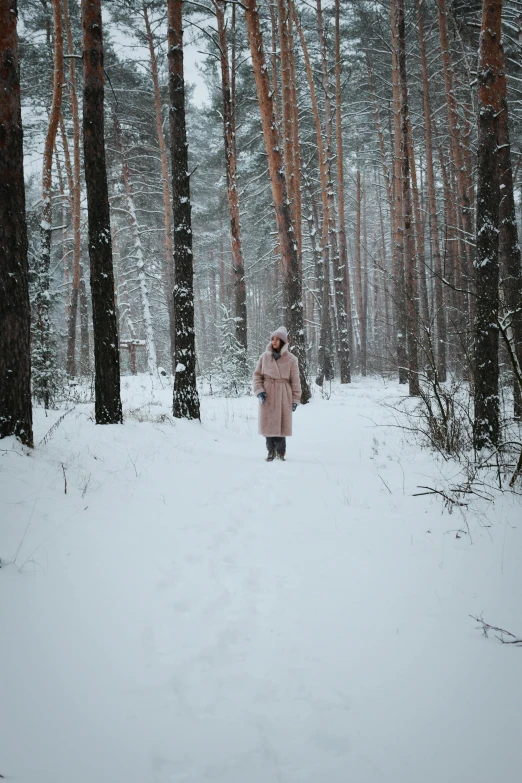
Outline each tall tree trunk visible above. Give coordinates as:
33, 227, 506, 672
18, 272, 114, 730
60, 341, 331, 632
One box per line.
244, 0, 310, 402
288, 1, 303, 273
82, 0, 122, 424
54, 135, 72, 329
168, 0, 201, 419
35, 0, 64, 408
497, 35, 522, 419
391, 0, 408, 384
0, 0, 33, 447
143, 4, 176, 374
362, 176, 369, 375
316, 0, 348, 382
473, 0, 502, 450
214, 0, 247, 354
332, 0, 351, 382
277, 0, 294, 208
354, 166, 364, 371
407, 121, 429, 331
79, 273, 90, 373
296, 13, 333, 385
113, 110, 157, 376
397, 0, 420, 396
63, 0, 83, 377
416, 0, 446, 381
437, 0, 473, 311
267, 0, 280, 132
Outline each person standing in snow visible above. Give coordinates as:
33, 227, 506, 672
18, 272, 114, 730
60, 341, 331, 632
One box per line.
253, 326, 301, 461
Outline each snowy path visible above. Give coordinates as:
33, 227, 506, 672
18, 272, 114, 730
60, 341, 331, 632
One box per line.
1, 378, 521, 782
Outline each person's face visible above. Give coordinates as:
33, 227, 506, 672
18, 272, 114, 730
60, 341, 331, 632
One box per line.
271, 336, 282, 351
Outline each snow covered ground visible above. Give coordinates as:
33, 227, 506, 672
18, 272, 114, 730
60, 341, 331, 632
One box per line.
1, 376, 521, 783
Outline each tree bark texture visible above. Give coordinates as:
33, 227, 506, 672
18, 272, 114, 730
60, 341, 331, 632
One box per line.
330, 0, 351, 383
391, 0, 408, 384
215, 0, 247, 354
354, 166, 365, 372
82, 0, 122, 424
144, 4, 176, 373
473, 0, 503, 450
416, 0, 446, 381
35, 0, 64, 408
168, 0, 201, 419
296, 13, 333, 385
316, 0, 347, 382
244, 0, 310, 402
437, 0, 473, 305
288, 2, 303, 273
113, 109, 157, 376
397, 0, 420, 396
63, 0, 83, 377
0, 0, 33, 447
497, 37, 522, 419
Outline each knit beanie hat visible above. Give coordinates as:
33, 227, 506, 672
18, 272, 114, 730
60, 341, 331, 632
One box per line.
271, 326, 288, 344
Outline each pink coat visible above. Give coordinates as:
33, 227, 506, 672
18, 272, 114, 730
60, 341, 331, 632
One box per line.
253, 343, 301, 436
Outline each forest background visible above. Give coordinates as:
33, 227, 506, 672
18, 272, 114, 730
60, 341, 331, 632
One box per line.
2, 0, 522, 479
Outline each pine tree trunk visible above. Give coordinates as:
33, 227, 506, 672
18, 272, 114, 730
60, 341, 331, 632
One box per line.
366, 53, 393, 210
296, 13, 333, 385
473, 0, 502, 450
288, 1, 303, 273
437, 0, 473, 314
316, 0, 347, 382
57, 125, 72, 326
332, 0, 351, 383
62, 0, 83, 377
354, 167, 364, 372
168, 0, 200, 419
35, 0, 64, 408
497, 38, 522, 419
391, 0, 408, 384
54, 135, 72, 330
113, 110, 157, 376
0, 0, 33, 447
397, 0, 420, 396
267, 0, 280, 133
244, 0, 310, 402
407, 121, 429, 331
277, 0, 294, 207
79, 273, 90, 373
82, 0, 122, 424
362, 177, 368, 375
215, 0, 247, 354
416, 0, 446, 381
144, 4, 176, 374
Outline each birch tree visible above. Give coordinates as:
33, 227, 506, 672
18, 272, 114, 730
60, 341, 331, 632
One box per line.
113, 109, 158, 376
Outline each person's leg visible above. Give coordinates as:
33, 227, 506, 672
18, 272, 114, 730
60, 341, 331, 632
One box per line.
266, 437, 276, 461
274, 437, 286, 458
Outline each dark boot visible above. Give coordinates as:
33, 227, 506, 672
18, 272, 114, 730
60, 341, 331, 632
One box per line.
274, 436, 286, 460
266, 449, 276, 462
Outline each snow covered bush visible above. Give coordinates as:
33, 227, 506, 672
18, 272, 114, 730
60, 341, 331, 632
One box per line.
206, 306, 250, 397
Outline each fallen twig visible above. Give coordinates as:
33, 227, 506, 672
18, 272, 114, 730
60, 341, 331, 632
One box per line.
470, 615, 522, 646
39, 407, 75, 446
413, 485, 468, 507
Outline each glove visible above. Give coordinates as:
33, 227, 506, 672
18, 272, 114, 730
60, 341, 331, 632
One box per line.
292, 403, 298, 412
258, 392, 267, 404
